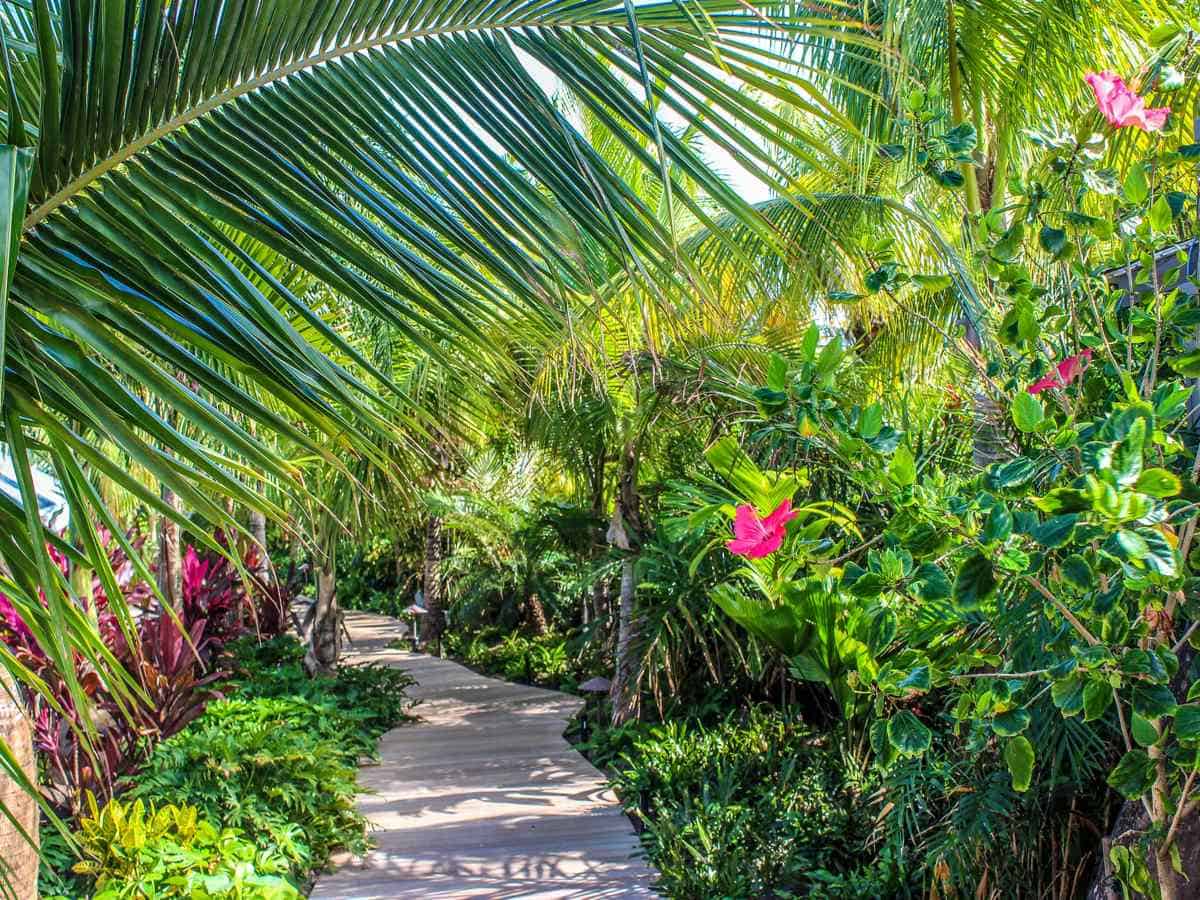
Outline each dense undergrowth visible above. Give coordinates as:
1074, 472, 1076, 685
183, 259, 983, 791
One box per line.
39, 635, 417, 899
444, 626, 606, 692
583, 709, 896, 899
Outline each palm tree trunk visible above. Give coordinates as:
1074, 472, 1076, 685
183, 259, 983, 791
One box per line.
610, 556, 640, 726
422, 515, 445, 655
304, 562, 340, 676
157, 485, 183, 609
0, 671, 39, 900
607, 439, 641, 726
250, 508, 270, 583
525, 593, 549, 635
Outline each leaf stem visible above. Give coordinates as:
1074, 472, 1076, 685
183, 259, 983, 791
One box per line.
1026, 575, 1099, 645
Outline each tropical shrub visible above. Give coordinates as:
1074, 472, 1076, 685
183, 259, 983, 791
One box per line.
0, 531, 293, 813
223, 634, 419, 752
65, 794, 297, 900
129, 636, 417, 875
446, 628, 590, 690
607, 709, 898, 898
678, 53, 1200, 898
335, 534, 411, 618
129, 697, 364, 874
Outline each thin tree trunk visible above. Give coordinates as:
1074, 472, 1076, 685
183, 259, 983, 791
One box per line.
422, 515, 445, 655
157, 486, 183, 610
526, 592, 549, 636
607, 439, 641, 726
250, 508, 269, 583
610, 556, 640, 725
0, 671, 39, 900
304, 563, 340, 676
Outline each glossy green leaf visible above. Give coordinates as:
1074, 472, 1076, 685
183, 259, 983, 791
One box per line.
1005, 735, 1035, 792
887, 711, 932, 757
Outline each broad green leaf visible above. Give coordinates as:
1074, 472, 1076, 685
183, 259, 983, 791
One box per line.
910, 562, 952, 601
1060, 554, 1094, 591
1083, 679, 1113, 721
1108, 419, 1145, 486
1033, 488, 1092, 515
1149, 196, 1173, 232
1011, 392, 1044, 433
1051, 675, 1085, 716
861, 607, 897, 655
1135, 468, 1181, 498
858, 404, 884, 440
982, 503, 1012, 544
887, 711, 932, 756
889, 444, 916, 488
1175, 704, 1200, 742
897, 665, 931, 693
1132, 683, 1177, 719
1123, 165, 1148, 204
766, 354, 788, 392
988, 457, 1036, 490
993, 708, 1031, 736
1107, 749, 1156, 799
1030, 514, 1078, 548
1170, 350, 1200, 377
1132, 713, 1160, 747
1138, 528, 1178, 577
1039, 225, 1067, 256
1005, 736, 1035, 792
953, 552, 996, 610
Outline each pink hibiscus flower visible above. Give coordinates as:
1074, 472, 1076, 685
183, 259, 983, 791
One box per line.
1027, 349, 1093, 395
1085, 72, 1169, 132
726, 499, 798, 559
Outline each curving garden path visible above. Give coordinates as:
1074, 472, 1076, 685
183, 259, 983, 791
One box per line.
310, 611, 657, 899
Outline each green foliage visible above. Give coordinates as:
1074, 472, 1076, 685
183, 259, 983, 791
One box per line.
128, 637, 417, 878
445, 627, 600, 692
606, 710, 903, 899
334, 534, 412, 617
223, 635, 419, 754
69, 794, 297, 899
130, 698, 363, 875
677, 38, 1200, 893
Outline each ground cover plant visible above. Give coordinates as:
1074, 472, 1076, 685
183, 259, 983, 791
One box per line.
444, 627, 603, 692
30, 630, 417, 897
601, 709, 896, 899
55, 795, 298, 900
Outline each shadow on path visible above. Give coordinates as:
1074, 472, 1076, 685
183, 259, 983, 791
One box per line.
309, 612, 657, 899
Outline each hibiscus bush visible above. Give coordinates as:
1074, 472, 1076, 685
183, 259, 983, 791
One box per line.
679, 60, 1200, 899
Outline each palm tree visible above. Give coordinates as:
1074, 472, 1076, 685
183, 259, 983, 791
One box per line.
676, 0, 1188, 465
0, 0, 896, 872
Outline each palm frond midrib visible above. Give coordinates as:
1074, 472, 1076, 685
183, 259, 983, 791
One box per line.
23, 11, 729, 231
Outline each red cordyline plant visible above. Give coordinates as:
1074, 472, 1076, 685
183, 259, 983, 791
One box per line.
0, 528, 288, 813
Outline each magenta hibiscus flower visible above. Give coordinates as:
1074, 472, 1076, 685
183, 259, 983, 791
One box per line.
726, 499, 798, 559
1028, 349, 1092, 395
1085, 72, 1169, 132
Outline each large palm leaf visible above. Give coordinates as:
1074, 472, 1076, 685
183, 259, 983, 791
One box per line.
0, 0, 893, 845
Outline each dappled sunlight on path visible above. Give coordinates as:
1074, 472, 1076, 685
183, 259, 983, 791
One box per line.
310, 612, 657, 899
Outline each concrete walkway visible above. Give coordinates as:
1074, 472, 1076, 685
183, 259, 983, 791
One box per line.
310, 612, 657, 899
